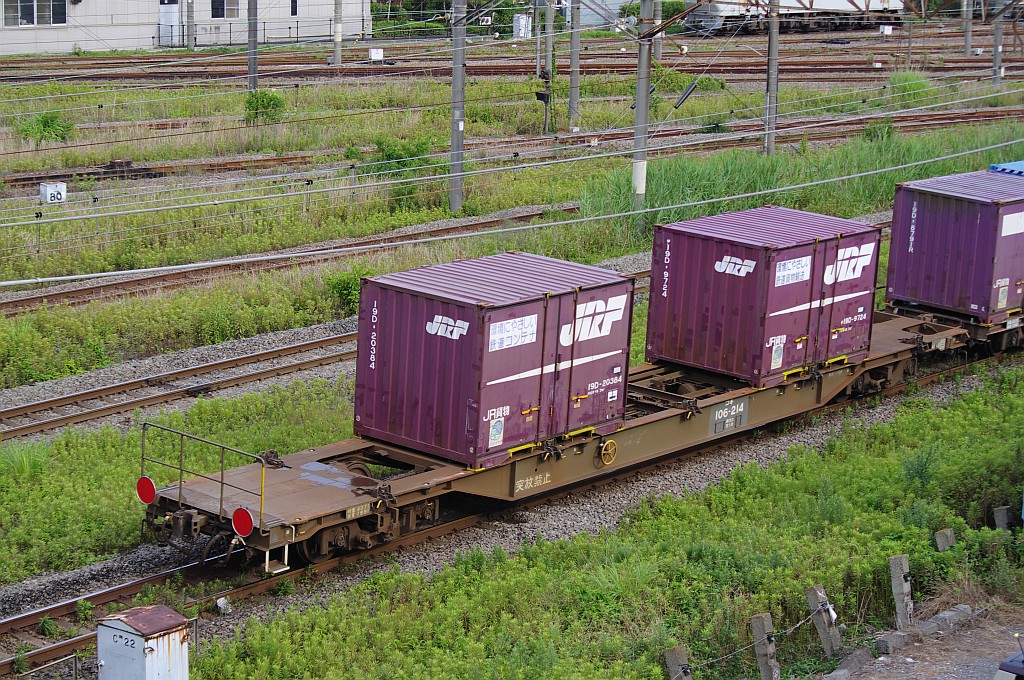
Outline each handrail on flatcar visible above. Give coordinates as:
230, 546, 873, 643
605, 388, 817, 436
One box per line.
140, 422, 268, 531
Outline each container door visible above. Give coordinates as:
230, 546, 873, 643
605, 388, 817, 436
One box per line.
811, 239, 838, 363
538, 294, 576, 438
551, 286, 632, 435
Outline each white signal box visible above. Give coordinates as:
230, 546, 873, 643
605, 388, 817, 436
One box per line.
369, 48, 384, 61
97, 605, 189, 680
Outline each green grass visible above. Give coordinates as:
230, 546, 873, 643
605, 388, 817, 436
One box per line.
0, 378, 355, 584
2, 122, 1022, 389
191, 363, 1024, 680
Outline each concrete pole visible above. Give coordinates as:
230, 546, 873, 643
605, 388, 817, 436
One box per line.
450, 0, 467, 213
765, 0, 779, 155
569, 0, 581, 130
906, 18, 913, 68
994, 5, 1005, 84
632, 0, 654, 210
806, 585, 842, 658
750, 613, 781, 680
963, 0, 973, 56
544, 0, 554, 78
186, 0, 196, 49
653, 0, 663, 62
535, 0, 542, 77
888, 554, 914, 631
247, 0, 258, 91
334, 0, 344, 65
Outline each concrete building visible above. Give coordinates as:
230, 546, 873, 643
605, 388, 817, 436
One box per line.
0, 0, 371, 55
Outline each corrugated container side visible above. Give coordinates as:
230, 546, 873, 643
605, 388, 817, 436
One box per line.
354, 254, 633, 467
887, 171, 1024, 324
647, 207, 879, 387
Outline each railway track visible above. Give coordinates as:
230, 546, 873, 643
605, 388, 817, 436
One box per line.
0, 205, 579, 317
0, 332, 358, 440
0, 339, 975, 676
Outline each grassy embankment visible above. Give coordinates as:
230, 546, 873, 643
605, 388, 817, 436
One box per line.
0, 122, 1021, 389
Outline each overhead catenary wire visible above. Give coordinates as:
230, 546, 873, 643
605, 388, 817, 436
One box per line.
4, 135, 1023, 287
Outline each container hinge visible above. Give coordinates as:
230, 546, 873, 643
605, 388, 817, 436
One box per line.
809, 368, 823, 382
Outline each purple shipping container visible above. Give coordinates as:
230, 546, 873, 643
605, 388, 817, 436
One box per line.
354, 252, 634, 468
647, 207, 880, 388
887, 170, 1024, 324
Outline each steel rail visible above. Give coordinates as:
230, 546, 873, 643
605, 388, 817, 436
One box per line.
0, 334, 357, 440
0, 206, 579, 317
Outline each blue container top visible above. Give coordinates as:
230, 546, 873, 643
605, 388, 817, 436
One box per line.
989, 161, 1024, 176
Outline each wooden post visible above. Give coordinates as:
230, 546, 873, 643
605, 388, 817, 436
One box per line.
663, 643, 692, 679
750, 613, 781, 680
889, 554, 913, 631
806, 584, 842, 657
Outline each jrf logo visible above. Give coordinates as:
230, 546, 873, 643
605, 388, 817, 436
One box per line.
824, 243, 875, 285
426, 315, 469, 340
714, 255, 756, 277
559, 294, 628, 346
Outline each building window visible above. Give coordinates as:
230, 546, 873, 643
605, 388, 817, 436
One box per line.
4, 0, 66, 26
211, 0, 238, 18
290, 0, 297, 16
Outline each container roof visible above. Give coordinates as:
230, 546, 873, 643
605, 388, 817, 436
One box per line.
368, 252, 629, 306
661, 206, 876, 248
898, 170, 1024, 203
990, 161, 1024, 176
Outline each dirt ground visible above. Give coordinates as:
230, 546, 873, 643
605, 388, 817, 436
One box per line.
848, 608, 1024, 680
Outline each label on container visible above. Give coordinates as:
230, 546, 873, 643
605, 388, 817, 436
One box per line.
775, 256, 811, 287
709, 397, 748, 435
1001, 212, 1024, 237
998, 286, 1009, 310
771, 342, 784, 369
489, 314, 538, 352
488, 417, 505, 448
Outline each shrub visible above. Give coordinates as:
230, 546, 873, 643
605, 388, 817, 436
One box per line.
244, 89, 286, 126
16, 112, 73, 148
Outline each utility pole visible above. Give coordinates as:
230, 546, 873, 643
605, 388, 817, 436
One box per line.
764, 0, 779, 156
543, 0, 555, 133
247, 0, 258, 90
653, 0, 663, 62
963, 0, 972, 56
534, 0, 542, 77
632, 0, 653, 209
993, 0, 1005, 84
450, 0, 467, 213
569, 0, 581, 130
186, 0, 196, 49
334, 0, 344, 66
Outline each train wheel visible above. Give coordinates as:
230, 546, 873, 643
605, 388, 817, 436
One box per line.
294, 533, 332, 565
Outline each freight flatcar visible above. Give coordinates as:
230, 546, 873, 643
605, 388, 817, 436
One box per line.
687, 0, 903, 33
139, 174, 1021, 573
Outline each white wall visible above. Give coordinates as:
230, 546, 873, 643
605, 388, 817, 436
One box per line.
0, 0, 371, 55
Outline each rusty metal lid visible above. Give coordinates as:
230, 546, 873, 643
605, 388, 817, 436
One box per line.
99, 604, 188, 636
